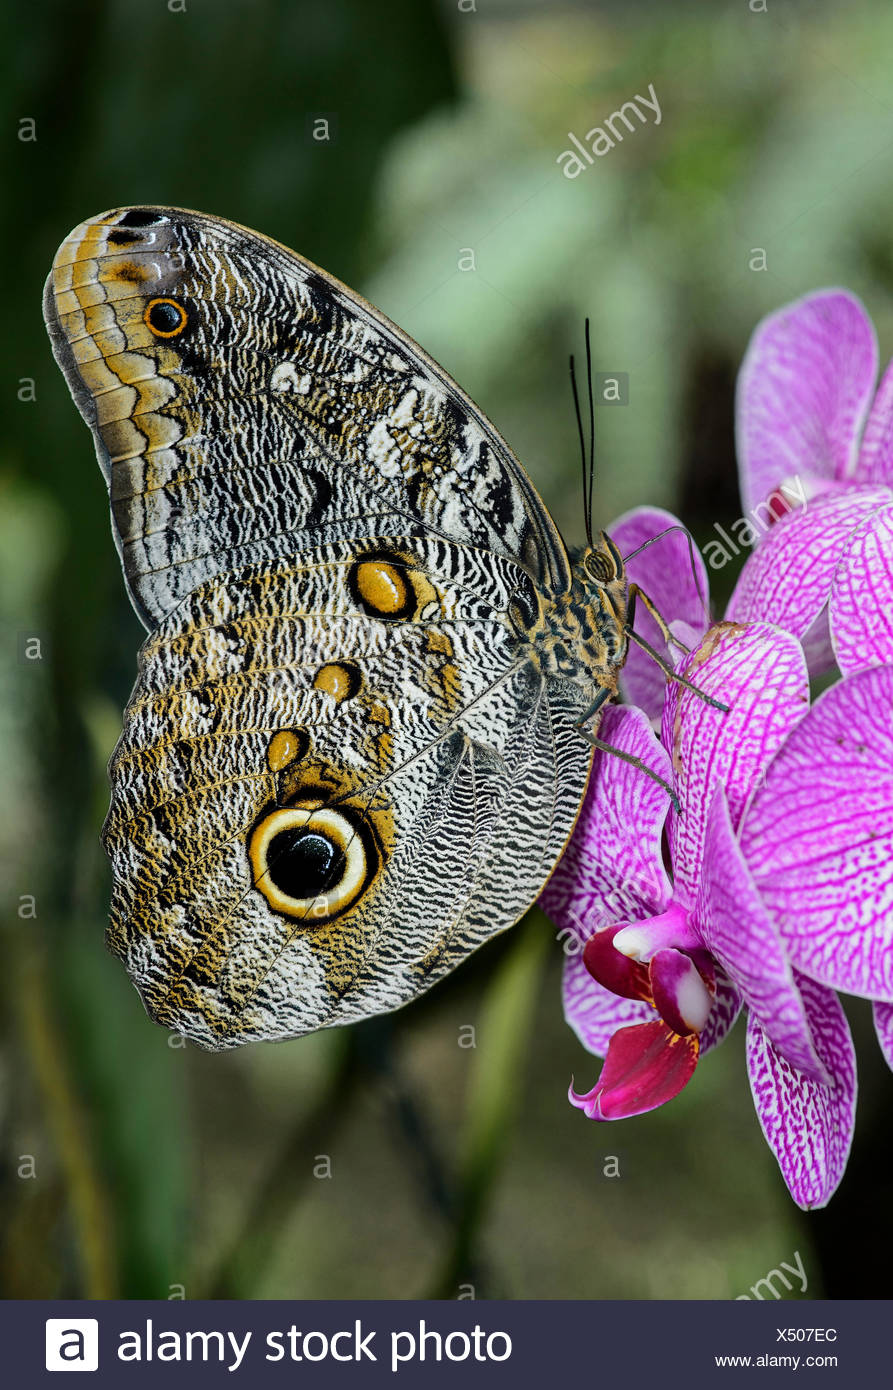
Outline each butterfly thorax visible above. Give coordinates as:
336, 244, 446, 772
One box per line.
523, 535, 629, 705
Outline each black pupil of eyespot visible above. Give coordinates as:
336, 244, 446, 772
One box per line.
149, 301, 183, 332
266, 829, 345, 900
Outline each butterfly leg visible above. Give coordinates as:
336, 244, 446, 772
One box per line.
627, 583, 691, 653
575, 721, 680, 813
626, 586, 729, 714
576, 683, 614, 727
573, 683, 679, 812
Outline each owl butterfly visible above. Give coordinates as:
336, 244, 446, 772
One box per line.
44, 207, 671, 1050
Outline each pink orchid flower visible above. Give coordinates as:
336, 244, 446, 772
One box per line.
806, 503, 893, 1073
730, 288, 893, 670
609, 289, 893, 1084
541, 623, 858, 1209
616, 290, 893, 701
540, 287, 893, 1209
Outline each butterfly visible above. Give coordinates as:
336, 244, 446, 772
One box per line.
43, 206, 652, 1049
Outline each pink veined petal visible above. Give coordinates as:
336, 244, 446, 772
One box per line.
746, 974, 856, 1210
562, 950, 654, 1059
699, 968, 742, 1055
736, 288, 878, 517
739, 664, 893, 1003
872, 1001, 893, 1073
609, 506, 710, 721
798, 607, 835, 677
853, 356, 893, 486
540, 704, 672, 939
726, 487, 893, 644
830, 503, 893, 676
663, 622, 809, 905
696, 787, 829, 1083
569, 1019, 699, 1121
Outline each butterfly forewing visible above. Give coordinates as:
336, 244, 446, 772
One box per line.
44, 207, 570, 626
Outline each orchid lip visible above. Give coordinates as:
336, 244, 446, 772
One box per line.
650, 948, 712, 1035
569, 1019, 700, 1121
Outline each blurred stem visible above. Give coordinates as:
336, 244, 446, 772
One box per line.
205, 1030, 361, 1299
15, 936, 117, 1297
428, 913, 550, 1298
359, 1017, 455, 1223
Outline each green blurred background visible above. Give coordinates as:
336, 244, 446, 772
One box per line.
2, 0, 892, 1300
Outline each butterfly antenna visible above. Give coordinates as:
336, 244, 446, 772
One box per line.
622, 523, 710, 627
585, 317, 596, 549
569, 347, 593, 547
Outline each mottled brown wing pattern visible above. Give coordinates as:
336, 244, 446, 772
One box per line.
43, 207, 593, 1047
43, 206, 570, 629
102, 536, 590, 1045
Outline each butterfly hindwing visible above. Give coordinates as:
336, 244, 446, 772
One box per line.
44, 207, 593, 1046
101, 536, 588, 1044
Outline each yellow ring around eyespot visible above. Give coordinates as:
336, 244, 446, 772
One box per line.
144, 297, 188, 338
248, 806, 367, 921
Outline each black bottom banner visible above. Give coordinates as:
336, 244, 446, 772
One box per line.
8, 1298, 887, 1386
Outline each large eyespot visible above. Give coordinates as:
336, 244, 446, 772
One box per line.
248, 804, 377, 923
144, 297, 188, 338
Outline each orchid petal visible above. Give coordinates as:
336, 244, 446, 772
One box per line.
736, 289, 878, 517
726, 488, 892, 653
746, 974, 856, 1209
569, 1020, 699, 1121
697, 787, 829, 1083
799, 607, 835, 676
663, 622, 809, 905
830, 502, 893, 676
562, 949, 654, 1059
609, 506, 710, 720
872, 1001, 893, 1073
739, 664, 893, 1003
853, 357, 893, 486
699, 969, 742, 1055
540, 704, 672, 940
